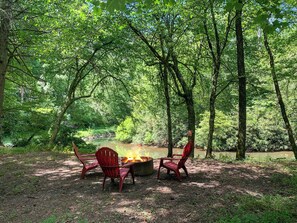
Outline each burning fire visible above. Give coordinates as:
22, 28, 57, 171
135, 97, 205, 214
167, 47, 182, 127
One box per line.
122, 147, 147, 163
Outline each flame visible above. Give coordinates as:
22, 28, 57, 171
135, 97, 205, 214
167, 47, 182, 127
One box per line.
126, 149, 143, 162
122, 146, 146, 163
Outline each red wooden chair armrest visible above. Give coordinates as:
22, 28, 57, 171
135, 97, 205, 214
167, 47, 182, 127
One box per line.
96, 147, 135, 192
81, 157, 97, 161
121, 163, 134, 168
172, 154, 182, 157
157, 141, 192, 181
100, 165, 120, 168
101, 165, 132, 169
80, 154, 96, 157
160, 157, 181, 161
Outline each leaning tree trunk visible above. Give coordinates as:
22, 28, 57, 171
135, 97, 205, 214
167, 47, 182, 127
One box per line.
263, 32, 297, 160
49, 100, 73, 146
0, 1, 10, 146
235, 0, 247, 160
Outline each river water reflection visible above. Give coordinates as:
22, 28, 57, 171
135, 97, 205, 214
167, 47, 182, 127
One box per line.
92, 139, 295, 161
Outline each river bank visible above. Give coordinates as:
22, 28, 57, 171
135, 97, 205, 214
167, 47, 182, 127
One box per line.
88, 138, 296, 161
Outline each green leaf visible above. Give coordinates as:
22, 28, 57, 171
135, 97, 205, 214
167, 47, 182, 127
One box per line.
263, 24, 275, 34
93, 6, 102, 15
224, 0, 237, 11
167, 0, 176, 6
234, 2, 243, 10
145, 0, 154, 5
106, 0, 126, 11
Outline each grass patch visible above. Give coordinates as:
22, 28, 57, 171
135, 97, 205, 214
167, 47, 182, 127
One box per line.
271, 173, 297, 192
216, 194, 297, 223
52, 143, 97, 154
216, 161, 297, 223
216, 153, 235, 162
218, 210, 292, 223
0, 145, 48, 155
41, 215, 58, 223
42, 214, 89, 223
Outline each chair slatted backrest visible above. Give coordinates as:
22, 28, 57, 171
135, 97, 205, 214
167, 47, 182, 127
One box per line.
178, 141, 192, 168
96, 147, 120, 178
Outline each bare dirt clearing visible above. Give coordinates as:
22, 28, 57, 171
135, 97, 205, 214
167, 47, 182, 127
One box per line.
0, 152, 296, 223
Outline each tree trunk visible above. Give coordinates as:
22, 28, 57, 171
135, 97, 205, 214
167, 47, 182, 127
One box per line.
128, 21, 196, 157
159, 34, 173, 157
161, 65, 173, 157
206, 65, 219, 158
263, 31, 297, 160
235, 0, 246, 160
49, 100, 73, 146
204, 2, 232, 158
185, 91, 195, 158
0, 1, 10, 146
169, 58, 196, 157
0, 69, 5, 147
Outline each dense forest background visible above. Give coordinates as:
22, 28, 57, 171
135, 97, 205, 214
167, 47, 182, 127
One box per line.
0, 0, 296, 158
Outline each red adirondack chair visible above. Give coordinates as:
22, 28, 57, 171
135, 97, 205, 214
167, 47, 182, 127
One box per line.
95, 147, 135, 192
157, 141, 192, 181
72, 142, 99, 179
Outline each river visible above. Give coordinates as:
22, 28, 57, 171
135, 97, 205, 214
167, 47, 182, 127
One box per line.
90, 139, 295, 161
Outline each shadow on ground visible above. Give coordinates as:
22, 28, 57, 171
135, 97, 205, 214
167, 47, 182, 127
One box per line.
0, 152, 295, 223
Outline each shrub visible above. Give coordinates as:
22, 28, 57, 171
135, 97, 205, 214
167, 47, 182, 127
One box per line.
115, 116, 135, 143
196, 107, 291, 152
196, 110, 237, 151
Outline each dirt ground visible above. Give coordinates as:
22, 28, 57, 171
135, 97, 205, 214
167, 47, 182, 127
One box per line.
0, 152, 295, 223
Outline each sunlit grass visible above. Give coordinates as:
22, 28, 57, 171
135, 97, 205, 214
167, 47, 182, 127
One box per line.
214, 153, 296, 164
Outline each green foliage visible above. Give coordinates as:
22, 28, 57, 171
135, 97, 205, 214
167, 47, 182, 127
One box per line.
131, 110, 168, 146
196, 106, 293, 152
196, 110, 237, 151
76, 126, 116, 138
246, 104, 290, 151
3, 79, 53, 147
67, 102, 105, 129
53, 129, 96, 152
1, 0, 296, 157
115, 116, 135, 143
144, 132, 153, 144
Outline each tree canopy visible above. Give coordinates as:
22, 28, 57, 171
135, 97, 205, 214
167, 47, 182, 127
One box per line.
0, 0, 296, 159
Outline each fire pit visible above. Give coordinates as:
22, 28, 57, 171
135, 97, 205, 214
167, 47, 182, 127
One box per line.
121, 156, 154, 176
